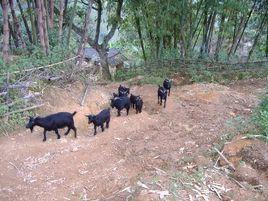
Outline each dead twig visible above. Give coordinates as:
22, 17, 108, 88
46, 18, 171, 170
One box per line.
214, 147, 236, 171
1, 104, 44, 117
80, 83, 90, 106
228, 176, 246, 189
8, 162, 21, 173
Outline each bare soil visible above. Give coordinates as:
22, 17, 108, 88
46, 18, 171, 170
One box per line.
0, 78, 267, 201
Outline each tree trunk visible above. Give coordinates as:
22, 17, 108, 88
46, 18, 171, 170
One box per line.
2, 0, 9, 63
76, 0, 93, 67
16, 0, 32, 43
49, 0, 54, 29
27, 0, 37, 44
173, 25, 177, 49
265, 25, 268, 59
207, 11, 216, 54
228, 16, 246, 60
67, 0, 78, 47
199, 4, 208, 58
247, 14, 267, 61
41, 0, 50, 54
9, 0, 26, 48
58, 0, 64, 43
234, 0, 257, 54
134, 12, 147, 61
8, 17, 19, 48
36, 0, 46, 53
63, 0, 69, 19
214, 14, 226, 61
99, 49, 111, 80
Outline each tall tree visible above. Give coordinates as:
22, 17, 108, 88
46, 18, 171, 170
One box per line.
73, 0, 124, 79
36, 0, 46, 53
9, 0, 26, 48
49, 0, 54, 29
27, 0, 37, 44
1, 0, 10, 63
76, 0, 93, 67
67, 0, 78, 47
16, 0, 32, 43
41, 0, 50, 53
58, 0, 64, 43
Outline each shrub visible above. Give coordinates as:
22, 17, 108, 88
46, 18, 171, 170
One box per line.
252, 96, 268, 138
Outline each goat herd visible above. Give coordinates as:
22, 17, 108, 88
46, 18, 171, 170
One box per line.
26, 79, 172, 142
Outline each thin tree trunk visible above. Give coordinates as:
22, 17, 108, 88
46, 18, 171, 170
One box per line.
8, 17, 19, 48
9, 0, 26, 48
199, 3, 208, 58
134, 12, 147, 61
27, 0, 37, 44
2, 0, 10, 63
41, 0, 50, 54
58, 0, 64, 43
76, 0, 93, 67
16, 0, 32, 43
228, 16, 246, 59
94, 0, 102, 44
265, 25, 268, 59
67, 0, 78, 47
247, 14, 267, 61
63, 0, 69, 19
214, 14, 226, 61
173, 25, 177, 49
49, 0, 54, 29
207, 11, 216, 54
234, 0, 257, 54
36, 0, 46, 53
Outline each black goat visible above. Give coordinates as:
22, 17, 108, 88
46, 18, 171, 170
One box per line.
110, 96, 130, 116
118, 85, 130, 97
26, 111, 77, 142
135, 96, 143, 114
130, 93, 140, 108
163, 79, 172, 96
86, 108, 110, 135
158, 85, 167, 108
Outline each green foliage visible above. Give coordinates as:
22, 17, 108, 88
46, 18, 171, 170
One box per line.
252, 96, 268, 138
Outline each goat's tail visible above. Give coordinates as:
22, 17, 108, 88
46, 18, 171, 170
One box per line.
72, 111, 77, 116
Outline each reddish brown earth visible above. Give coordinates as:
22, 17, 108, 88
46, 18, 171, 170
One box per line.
0, 78, 267, 201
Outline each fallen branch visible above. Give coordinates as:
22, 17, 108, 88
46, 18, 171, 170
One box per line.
214, 147, 236, 171
1, 104, 44, 117
80, 83, 90, 106
8, 162, 21, 173
228, 176, 246, 189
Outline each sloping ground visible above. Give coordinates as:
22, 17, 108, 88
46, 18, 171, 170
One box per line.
0, 79, 267, 201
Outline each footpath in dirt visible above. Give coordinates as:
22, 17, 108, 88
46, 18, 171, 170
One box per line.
0, 78, 267, 201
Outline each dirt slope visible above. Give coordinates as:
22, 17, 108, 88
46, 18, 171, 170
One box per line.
0, 79, 267, 201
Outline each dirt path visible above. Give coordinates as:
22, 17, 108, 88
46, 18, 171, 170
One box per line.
0, 79, 267, 201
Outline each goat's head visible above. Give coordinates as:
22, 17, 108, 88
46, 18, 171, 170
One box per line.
86, 115, 96, 124
26, 116, 36, 133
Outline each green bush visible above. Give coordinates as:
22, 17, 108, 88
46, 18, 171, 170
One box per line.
252, 96, 268, 138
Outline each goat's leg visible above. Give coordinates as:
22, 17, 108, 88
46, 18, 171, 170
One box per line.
101, 124, 104, 132
168, 89, 170, 96
64, 127, 71, 135
106, 120, 110, 128
158, 95, 160, 104
43, 130, 47, 142
54, 129, 61, 139
126, 107, 130, 115
160, 97, 162, 105
94, 125, 97, 135
117, 109, 121, 116
164, 98, 166, 108
72, 127, 77, 138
